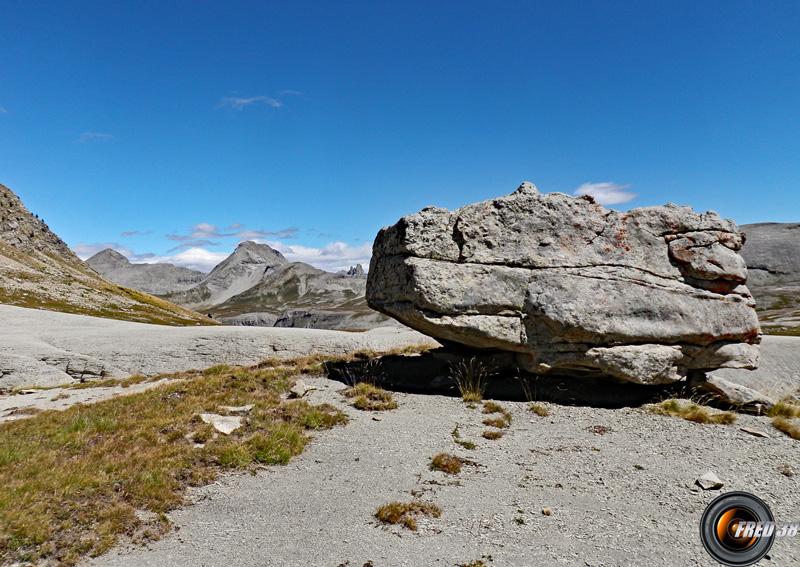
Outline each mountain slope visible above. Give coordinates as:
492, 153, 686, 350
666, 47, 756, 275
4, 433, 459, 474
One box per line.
209, 261, 389, 330
87, 248, 205, 295
163, 241, 288, 310
741, 222, 800, 334
0, 183, 214, 326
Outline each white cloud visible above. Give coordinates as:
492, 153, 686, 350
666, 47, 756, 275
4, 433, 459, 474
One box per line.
136, 248, 229, 273
218, 96, 282, 110
74, 237, 371, 275
0, 105, 7, 114
573, 182, 636, 205
73, 242, 133, 259
168, 222, 297, 242
76, 132, 113, 143
264, 240, 372, 273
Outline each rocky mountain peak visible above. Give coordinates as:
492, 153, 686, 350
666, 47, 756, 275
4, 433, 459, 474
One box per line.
229, 241, 287, 266
342, 264, 365, 278
88, 248, 130, 268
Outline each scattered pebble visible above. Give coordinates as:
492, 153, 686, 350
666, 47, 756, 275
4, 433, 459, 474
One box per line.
695, 471, 724, 491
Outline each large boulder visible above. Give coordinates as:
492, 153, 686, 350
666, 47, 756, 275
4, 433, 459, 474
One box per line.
367, 182, 761, 385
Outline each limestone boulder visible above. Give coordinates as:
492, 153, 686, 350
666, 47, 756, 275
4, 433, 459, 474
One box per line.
366, 182, 761, 385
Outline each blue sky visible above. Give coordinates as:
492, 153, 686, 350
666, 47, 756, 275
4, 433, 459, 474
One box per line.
1, 1, 798, 272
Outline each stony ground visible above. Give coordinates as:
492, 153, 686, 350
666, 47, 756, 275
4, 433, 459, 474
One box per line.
86, 376, 799, 567
0, 305, 435, 389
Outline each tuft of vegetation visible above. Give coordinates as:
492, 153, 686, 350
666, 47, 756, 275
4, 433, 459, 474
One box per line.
649, 399, 737, 425
374, 501, 441, 531
451, 357, 493, 402
430, 453, 464, 475
768, 398, 800, 419
451, 424, 476, 450
481, 401, 512, 428
0, 356, 349, 566
342, 382, 398, 411
528, 403, 549, 417
482, 429, 504, 440
772, 417, 800, 440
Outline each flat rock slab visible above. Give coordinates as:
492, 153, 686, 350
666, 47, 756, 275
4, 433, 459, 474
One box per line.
0, 305, 437, 390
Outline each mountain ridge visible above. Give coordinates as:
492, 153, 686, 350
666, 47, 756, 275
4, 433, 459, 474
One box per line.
0, 183, 215, 326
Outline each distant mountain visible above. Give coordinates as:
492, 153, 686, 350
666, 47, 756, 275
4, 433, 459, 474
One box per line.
115, 240, 393, 330
741, 222, 800, 333
0, 183, 214, 326
163, 241, 288, 309
87, 248, 205, 295
210, 261, 389, 330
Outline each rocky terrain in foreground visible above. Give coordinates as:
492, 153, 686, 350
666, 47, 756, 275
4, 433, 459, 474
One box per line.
88, 377, 799, 567
741, 222, 800, 334
0, 183, 213, 326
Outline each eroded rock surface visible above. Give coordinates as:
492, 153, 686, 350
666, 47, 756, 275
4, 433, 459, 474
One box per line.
367, 182, 761, 385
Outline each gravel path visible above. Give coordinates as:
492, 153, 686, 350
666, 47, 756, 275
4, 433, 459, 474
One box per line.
89, 377, 800, 567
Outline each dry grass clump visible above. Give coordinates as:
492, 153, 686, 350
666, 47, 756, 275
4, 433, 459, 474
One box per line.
451, 425, 476, 450
430, 453, 464, 474
772, 417, 800, 440
482, 401, 512, 428
528, 403, 550, 417
768, 398, 800, 419
482, 429, 505, 440
375, 501, 441, 531
451, 358, 493, 402
0, 359, 347, 566
342, 382, 398, 411
650, 399, 737, 425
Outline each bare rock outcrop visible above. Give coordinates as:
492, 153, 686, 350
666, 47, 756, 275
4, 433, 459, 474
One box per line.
367, 182, 761, 386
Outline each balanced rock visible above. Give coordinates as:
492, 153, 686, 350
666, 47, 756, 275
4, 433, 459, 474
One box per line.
366, 182, 761, 385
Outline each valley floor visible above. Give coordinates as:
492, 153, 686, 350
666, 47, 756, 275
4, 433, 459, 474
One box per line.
87, 376, 800, 567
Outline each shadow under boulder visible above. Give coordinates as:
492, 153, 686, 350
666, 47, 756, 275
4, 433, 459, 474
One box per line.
325, 347, 700, 410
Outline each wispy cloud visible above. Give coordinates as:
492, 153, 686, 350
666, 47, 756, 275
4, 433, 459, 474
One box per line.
218, 95, 282, 110
263, 240, 372, 273
167, 239, 219, 253
73, 242, 132, 259
76, 132, 114, 143
0, 105, 7, 114
74, 236, 371, 274
167, 222, 298, 242
573, 182, 636, 205
120, 229, 153, 237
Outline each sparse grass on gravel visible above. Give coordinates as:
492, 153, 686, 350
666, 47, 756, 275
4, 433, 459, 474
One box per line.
451, 358, 493, 402
451, 424, 476, 450
0, 355, 349, 566
342, 382, 398, 411
430, 453, 464, 474
482, 429, 504, 440
649, 399, 737, 425
768, 398, 800, 419
374, 501, 441, 531
772, 417, 800, 440
482, 401, 512, 428
529, 403, 550, 417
